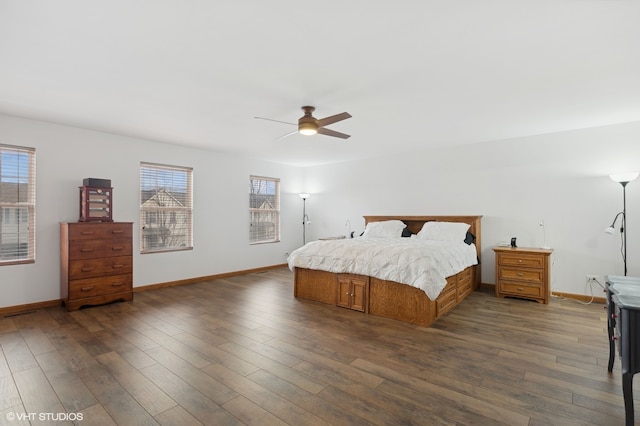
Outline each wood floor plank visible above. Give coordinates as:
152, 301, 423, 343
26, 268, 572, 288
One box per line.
154, 405, 203, 426
221, 395, 289, 426
96, 351, 177, 416
76, 365, 158, 426
12, 367, 67, 418
139, 363, 240, 425
145, 346, 237, 405
0, 374, 22, 411
0, 332, 39, 374
204, 363, 330, 426
35, 350, 98, 413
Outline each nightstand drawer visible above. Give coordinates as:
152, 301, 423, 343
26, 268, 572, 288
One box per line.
499, 281, 544, 298
498, 253, 545, 269
498, 267, 544, 284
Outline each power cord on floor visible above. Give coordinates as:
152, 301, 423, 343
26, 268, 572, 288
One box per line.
551, 278, 605, 305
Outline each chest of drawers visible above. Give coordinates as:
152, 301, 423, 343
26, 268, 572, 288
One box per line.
60, 222, 133, 311
493, 246, 553, 304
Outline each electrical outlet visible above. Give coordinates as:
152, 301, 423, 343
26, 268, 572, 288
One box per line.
586, 275, 599, 282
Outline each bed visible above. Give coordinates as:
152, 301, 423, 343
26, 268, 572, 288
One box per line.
289, 215, 482, 327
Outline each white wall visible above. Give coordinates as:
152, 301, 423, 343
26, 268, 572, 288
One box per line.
0, 114, 304, 308
301, 121, 640, 296
2, 114, 639, 308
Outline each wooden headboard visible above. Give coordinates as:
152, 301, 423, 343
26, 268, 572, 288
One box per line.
363, 215, 483, 284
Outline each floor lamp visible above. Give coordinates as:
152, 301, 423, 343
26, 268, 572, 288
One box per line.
299, 193, 310, 245
606, 172, 639, 276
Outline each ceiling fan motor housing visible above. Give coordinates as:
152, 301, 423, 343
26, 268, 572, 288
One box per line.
298, 106, 318, 134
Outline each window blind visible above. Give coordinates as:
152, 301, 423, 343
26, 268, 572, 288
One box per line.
249, 176, 280, 244
0, 144, 36, 265
140, 162, 193, 253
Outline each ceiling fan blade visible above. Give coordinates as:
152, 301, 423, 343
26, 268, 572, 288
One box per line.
254, 116, 296, 126
316, 112, 352, 128
273, 130, 298, 141
317, 127, 351, 139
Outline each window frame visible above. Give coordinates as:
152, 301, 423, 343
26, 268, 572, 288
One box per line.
139, 162, 193, 254
0, 144, 36, 266
249, 175, 280, 245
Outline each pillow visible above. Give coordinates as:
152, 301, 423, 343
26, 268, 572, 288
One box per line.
417, 221, 470, 242
362, 220, 407, 238
464, 231, 476, 245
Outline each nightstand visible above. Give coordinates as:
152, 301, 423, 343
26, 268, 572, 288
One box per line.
493, 246, 553, 304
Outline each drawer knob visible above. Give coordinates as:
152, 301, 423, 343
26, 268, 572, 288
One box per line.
517, 259, 523, 263
81, 267, 94, 272
517, 273, 524, 277
112, 246, 124, 251
112, 264, 124, 269
112, 230, 124, 234
517, 287, 524, 291
80, 248, 94, 253
80, 286, 95, 292
111, 282, 124, 287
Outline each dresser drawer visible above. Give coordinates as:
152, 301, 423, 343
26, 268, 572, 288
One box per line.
498, 281, 544, 298
69, 274, 132, 299
69, 256, 132, 280
68, 223, 132, 241
68, 238, 132, 260
498, 267, 544, 284
498, 253, 545, 269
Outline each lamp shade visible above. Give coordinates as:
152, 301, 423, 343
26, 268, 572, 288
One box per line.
610, 172, 639, 184
298, 193, 310, 199
298, 122, 318, 136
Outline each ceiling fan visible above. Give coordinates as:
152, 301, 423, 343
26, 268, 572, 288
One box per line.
255, 106, 352, 139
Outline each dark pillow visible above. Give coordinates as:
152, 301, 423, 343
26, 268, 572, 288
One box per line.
401, 228, 413, 238
464, 231, 476, 245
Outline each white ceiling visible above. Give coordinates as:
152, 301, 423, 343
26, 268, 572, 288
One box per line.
1, 1, 639, 167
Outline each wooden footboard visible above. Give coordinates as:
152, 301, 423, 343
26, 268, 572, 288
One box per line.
294, 265, 475, 327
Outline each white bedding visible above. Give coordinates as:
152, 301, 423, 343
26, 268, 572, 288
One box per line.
288, 237, 478, 300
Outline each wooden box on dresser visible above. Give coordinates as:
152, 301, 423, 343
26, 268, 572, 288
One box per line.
493, 246, 553, 304
60, 222, 133, 311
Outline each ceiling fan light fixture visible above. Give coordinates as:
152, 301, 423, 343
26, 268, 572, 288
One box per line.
298, 121, 318, 136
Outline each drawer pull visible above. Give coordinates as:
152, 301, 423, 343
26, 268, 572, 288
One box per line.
112, 246, 124, 251
112, 264, 124, 269
111, 282, 124, 287
111, 230, 124, 234
80, 231, 95, 236
80, 286, 95, 292
517, 287, 524, 291
517, 259, 523, 263
517, 273, 524, 277
81, 267, 94, 272
80, 248, 94, 253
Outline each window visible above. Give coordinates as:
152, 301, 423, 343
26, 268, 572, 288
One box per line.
140, 162, 193, 253
0, 144, 36, 265
250, 176, 280, 244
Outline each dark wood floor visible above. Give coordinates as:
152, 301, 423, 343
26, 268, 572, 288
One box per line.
0, 267, 634, 425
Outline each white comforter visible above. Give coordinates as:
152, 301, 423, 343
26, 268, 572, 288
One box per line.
288, 237, 478, 300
